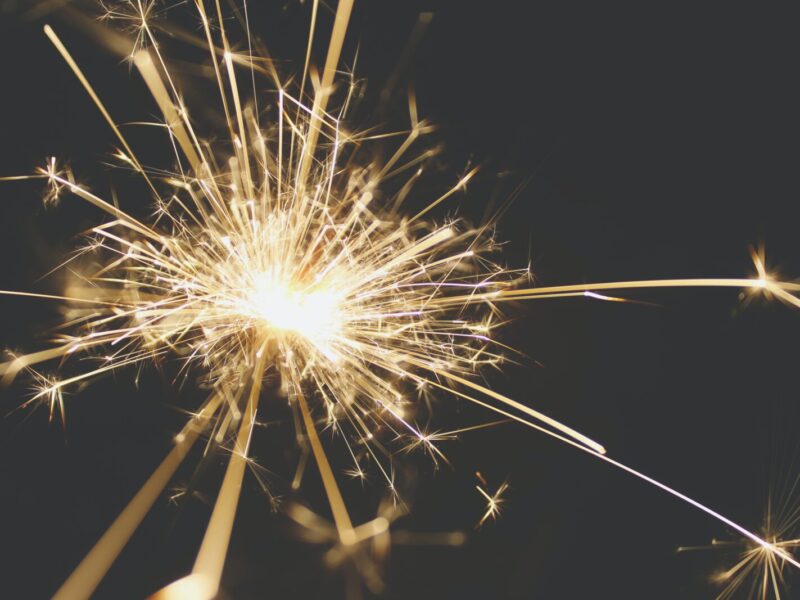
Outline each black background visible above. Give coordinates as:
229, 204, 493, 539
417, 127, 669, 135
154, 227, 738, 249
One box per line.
1, 1, 799, 599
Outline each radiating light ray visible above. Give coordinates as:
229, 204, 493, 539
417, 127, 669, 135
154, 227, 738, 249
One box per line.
679, 412, 800, 599
188, 346, 267, 600
53, 392, 224, 600
14, 367, 68, 426
430, 277, 800, 308
43, 24, 160, 199
679, 536, 800, 600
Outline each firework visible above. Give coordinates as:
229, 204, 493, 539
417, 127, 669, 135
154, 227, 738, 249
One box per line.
1, 2, 799, 598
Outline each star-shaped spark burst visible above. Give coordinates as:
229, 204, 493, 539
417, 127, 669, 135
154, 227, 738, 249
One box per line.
19, 367, 67, 426
679, 504, 800, 599
476, 472, 510, 528
679, 425, 800, 600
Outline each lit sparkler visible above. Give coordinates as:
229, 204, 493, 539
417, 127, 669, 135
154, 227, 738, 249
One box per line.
2, 2, 800, 598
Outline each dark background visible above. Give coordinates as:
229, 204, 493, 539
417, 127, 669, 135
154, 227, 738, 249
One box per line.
1, 1, 799, 598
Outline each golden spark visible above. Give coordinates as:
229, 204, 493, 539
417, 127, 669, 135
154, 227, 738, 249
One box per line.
679, 430, 800, 599
476, 473, 510, 528
679, 497, 800, 599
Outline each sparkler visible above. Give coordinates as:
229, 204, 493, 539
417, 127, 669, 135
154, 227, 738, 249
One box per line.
2, 1, 799, 598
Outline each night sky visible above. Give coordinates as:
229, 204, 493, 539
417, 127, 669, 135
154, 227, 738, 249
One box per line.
1, 2, 799, 599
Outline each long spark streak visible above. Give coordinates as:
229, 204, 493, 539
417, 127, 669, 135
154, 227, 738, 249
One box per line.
297, 0, 354, 190
296, 380, 356, 543
42, 24, 160, 199
190, 347, 267, 599
432, 278, 800, 308
53, 393, 224, 600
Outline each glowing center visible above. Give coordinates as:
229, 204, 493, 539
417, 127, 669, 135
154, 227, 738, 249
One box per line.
247, 273, 341, 348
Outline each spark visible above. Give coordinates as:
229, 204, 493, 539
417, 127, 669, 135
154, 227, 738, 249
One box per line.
38, 156, 70, 206
679, 430, 800, 599
713, 537, 799, 600
15, 366, 68, 426
679, 512, 800, 599
476, 477, 510, 528
0, 156, 70, 207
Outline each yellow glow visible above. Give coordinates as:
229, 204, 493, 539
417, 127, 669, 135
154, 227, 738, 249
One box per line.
246, 271, 342, 357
